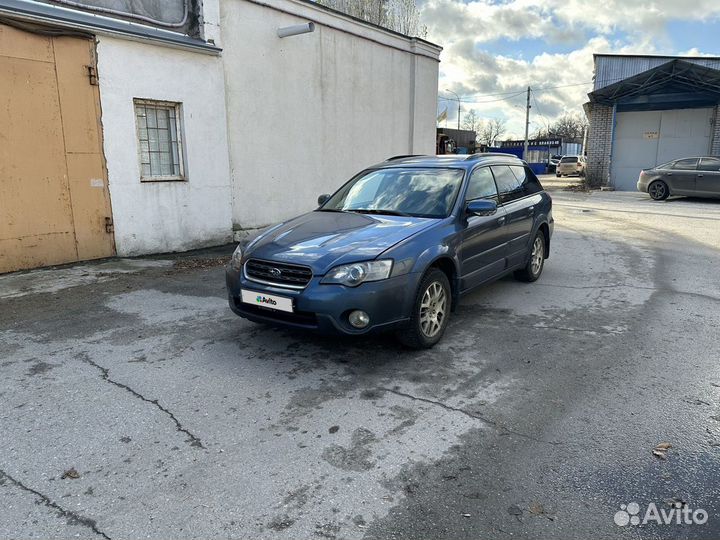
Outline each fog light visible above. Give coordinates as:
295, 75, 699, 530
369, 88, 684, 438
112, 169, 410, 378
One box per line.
348, 310, 370, 329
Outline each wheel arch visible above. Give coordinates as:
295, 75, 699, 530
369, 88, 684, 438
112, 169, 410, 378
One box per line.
426, 256, 460, 312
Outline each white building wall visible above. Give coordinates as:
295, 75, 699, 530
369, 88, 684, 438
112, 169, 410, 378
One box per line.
96, 33, 233, 256
220, 0, 441, 232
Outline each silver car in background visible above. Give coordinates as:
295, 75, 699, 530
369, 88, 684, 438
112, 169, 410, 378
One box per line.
637, 156, 720, 200
556, 155, 586, 177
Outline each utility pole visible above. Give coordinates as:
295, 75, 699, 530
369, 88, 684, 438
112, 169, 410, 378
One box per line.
445, 89, 461, 131
523, 86, 531, 161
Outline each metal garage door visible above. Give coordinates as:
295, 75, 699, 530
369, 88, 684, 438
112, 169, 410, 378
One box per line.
0, 22, 115, 273
611, 108, 713, 190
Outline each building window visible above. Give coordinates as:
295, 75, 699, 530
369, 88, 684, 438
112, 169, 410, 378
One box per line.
134, 99, 185, 181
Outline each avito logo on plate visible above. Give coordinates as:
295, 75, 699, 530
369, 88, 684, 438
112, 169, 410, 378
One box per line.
614, 501, 708, 527
256, 295, 277, 306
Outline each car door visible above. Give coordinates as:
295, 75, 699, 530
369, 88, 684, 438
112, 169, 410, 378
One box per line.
459, 166, 507, 291
665, 158, 699, 195
491, 165, 535, 268
696, 157, 720, 197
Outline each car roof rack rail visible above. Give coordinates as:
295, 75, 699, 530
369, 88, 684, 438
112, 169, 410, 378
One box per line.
385, 154, 427, 161
465, 152, 518, 160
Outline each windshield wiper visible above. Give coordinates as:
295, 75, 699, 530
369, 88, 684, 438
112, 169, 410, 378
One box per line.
350, 208, 411, 217
317, 208, 346, 212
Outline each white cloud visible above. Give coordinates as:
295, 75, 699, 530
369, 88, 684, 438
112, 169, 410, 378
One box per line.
424, 0, 720, 138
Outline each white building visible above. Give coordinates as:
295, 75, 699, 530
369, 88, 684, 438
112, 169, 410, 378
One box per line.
0, 0, 441, 273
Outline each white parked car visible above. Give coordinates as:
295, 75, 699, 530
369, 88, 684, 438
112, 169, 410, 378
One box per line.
556, 155, 586, 177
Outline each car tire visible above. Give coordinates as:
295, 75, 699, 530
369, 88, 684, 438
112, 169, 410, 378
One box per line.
396, 268, 451, 349
514, 231, 546, 283
648, 180, 670, 201
556, 173, 561, 177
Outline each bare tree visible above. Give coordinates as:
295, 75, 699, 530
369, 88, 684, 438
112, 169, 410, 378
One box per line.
317, 0, 427, 37
478, 118, 507, 147
534, 113, 588, 143
461, 109, 482, 140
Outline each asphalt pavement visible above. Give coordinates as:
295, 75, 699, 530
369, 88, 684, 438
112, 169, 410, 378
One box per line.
1, 184, 720, 539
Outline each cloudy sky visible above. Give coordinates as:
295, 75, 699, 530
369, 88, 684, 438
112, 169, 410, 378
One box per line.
421, 0, 720, 138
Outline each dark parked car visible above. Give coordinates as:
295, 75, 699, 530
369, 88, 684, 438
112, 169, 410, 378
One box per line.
638, 156, 720, 200
226, 154, 553, 348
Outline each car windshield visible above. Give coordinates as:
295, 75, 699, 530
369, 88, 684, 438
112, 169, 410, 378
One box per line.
560, 156, 578, 163
320, 168, 465, 218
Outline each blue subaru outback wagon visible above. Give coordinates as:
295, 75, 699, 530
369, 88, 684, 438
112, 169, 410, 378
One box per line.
226, 153, 553, 348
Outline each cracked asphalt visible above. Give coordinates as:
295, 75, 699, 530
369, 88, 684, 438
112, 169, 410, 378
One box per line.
1, 184, 720, 540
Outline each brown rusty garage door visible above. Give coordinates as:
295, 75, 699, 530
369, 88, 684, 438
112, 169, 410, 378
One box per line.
0, 22, 115, 273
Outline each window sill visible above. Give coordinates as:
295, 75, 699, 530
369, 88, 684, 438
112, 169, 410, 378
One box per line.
140, 177, 187, 183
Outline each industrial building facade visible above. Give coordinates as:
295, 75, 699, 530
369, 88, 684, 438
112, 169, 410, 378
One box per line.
0, 0, 441, 273
585, 54, 720, 190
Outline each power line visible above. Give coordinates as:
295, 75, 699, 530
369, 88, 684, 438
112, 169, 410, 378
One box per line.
440, 76, 627, 103
438, 89, 527, 104
530, 89, 550, 133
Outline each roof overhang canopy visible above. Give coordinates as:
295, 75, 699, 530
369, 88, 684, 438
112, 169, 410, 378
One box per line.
588, 59, 720, 112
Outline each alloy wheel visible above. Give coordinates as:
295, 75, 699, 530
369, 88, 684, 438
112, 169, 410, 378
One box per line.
419, 281, 447, 338
649, 181, 666, 200
530, 236, 544, 276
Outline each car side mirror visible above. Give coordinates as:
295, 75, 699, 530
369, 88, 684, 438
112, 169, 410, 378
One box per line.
466, 199, 497, 217
317, 194, 331, 206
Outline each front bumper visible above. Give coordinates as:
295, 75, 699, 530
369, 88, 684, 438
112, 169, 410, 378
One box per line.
225, 265, 420, 335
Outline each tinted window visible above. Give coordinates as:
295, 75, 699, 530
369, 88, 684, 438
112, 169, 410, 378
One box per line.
560, 156, 578, 163
510, 165, 543, 195
466, 167, 498, 201
671, 158, 698, 170
699, 158, 720, 171
490, 165, 523, 203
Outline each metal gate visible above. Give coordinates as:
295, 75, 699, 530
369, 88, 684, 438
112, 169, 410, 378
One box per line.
611, 108, 713, 190
0, 22, 115, 273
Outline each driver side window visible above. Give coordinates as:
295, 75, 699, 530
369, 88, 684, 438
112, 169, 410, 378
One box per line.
466, 167, 498, 201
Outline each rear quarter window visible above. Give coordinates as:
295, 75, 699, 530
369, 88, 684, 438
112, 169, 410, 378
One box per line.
510, 165, 543, 195
671, 158, 698, 170
490, 165, 523, 203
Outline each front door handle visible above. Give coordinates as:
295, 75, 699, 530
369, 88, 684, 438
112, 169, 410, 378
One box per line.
698, 174, 704, 177
497, 216, 506, 224
528, 205, 535, 215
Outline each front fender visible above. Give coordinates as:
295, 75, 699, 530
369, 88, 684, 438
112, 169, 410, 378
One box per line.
410, 244, 460, 277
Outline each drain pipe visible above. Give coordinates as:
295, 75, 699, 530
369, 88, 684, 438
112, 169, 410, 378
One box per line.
277, 22, 315, 38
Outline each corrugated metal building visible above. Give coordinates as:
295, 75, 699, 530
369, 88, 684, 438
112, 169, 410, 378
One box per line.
585, 54, 720, 190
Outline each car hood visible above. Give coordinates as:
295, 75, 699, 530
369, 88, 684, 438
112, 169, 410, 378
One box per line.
245, 211, 436, 274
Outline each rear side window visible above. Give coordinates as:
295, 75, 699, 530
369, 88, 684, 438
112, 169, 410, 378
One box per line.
699, 157, 720, 171
466, 167, 498, 201
490, 165, 523, 203
510, 165, 543, 196
671, 158, 698, 170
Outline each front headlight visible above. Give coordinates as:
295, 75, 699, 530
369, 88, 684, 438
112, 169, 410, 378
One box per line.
321, 259, 393, 287
229, 244, 243, 271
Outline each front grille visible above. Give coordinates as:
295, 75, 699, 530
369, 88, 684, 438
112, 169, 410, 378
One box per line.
244, 259, 313, 289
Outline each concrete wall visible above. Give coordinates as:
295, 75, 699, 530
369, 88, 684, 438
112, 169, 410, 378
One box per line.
584, 103, 614, 187
220, 0, 441, 232
96, 34, 234, 256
